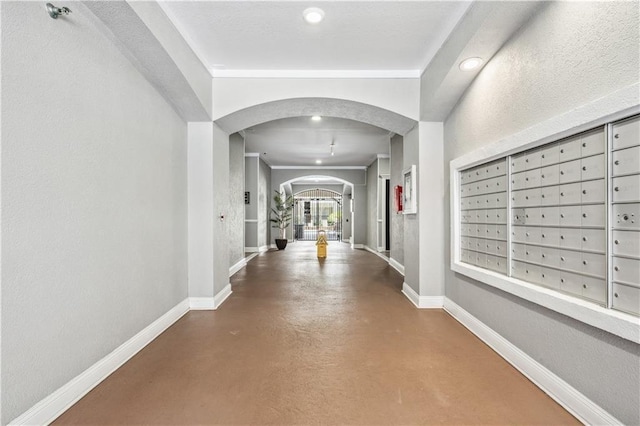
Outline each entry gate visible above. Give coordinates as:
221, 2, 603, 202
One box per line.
293, 189, 342, 241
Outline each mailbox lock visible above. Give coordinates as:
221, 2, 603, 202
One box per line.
582, 166, 587, 171
614, 187, 620, 192
583, 260, 588, 265
614, 266, 619, 271
614, 133, 619, 139
614, 240, 619, 245
583, 284, 588, 289
614, 160, 620, 165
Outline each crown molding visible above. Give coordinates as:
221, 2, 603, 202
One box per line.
270, 165, 367, 170
210, 69, 421, 79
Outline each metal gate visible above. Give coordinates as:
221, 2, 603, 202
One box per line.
293, 189, 342, 241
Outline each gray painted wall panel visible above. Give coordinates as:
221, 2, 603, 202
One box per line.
366, 160, 378, 249
1, 2, 187, 422
442, 2, 640, 423
390, 135, 404, 265
258, 159, 271, 246
403, 127, 419, 292
228, 134, 245, 268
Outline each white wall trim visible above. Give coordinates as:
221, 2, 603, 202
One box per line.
401, 283, 444, 308
210, 69, 421, 79
443, 298, 621, 425
229, 258, 247, 277
189, 297, 215, 310
244, 152, 260, 157
364, 245, 389, 261
259, 245, 270, 252
244, 219, 258, 223
351, 243, 364, 249
9, 299, 190, 426
271, 165, 368, 170
214, 284, 233, 309
389, 258, 405, 276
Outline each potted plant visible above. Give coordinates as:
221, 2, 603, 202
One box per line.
270, 190, 294, 250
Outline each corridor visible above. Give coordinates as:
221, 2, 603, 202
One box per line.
54, 243, 576, 425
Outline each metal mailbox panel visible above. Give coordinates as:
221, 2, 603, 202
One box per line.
493, 257, 508, 275
511, 260, 528, 280
611, 146, 640, 177
524, 245, 542, 264
541, 246, 561, 268
612, 257, 640, 285
560, 249, 583, 273
511, 154, 527, 174
485, 240, 496, 255
540, 143, 559, 167
540, 206, 560, 226
560, 228, 581, 250
581, 204, 606, 227
612, 174, 640, 203
581, 179, 605, 204
558, 137, 582, 162
559, 159, 581, 184
495, 240, 508, 257
581, 252, 606, 278
495, 225, 507, 241
613, 203, 640, 230
524, 207, 542, 226
540, 164, 560, 186
540, 227, 561, 247
512, 243, 527, 261
525, 188, 541, 207
612, 230, 640, 258
512, 209, 526, 225
540, 184, 560, 206
525, 226, 542, 244
512, 226, 526, 243
495, 193, 508, 208
522, 263, 542, 285
559, 182, 581, 205
612, 282, 640, 316
580, 130, 605, 157
512, 172, 527, 191
525, 169, 541, 188
581, 229, 606, 253
581, 275, 606, 304
512, 191, 527, 208
495, 208, 507, 224
559, 205, 582, 227
474, 210, 486, 224
612, 115, 640, 151
476, 252, 487, 268
560, 271, 583, 298
581, 154, 605, 181
525, 148, 542, 170
540, 267, 561, 290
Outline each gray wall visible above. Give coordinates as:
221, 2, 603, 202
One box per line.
228, 134, 245, 268
441, 2, 639, 423
366, 160, 379, 249
390, 135, 404, 265
244, 156, 258, 248
403, 127, 419, 292
258, 159, 271, 246
1, 2, 188, 423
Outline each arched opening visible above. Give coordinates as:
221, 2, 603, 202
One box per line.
293, 188, 343, 241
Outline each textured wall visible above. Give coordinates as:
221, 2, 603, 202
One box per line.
258, 159, 271, 246
244, 157, 258, 248
390, 135, 404, 265
228, 134, 245, 268
366, 160, 378, 249
212, 125, 230, 295
443, 2, 640, 423
1, 2, 187, 423
403, 127, 419, 292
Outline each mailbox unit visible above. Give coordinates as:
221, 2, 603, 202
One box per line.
457, 114, 639, 316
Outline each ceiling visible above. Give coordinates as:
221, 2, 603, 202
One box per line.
244, 116, 391, 167
159, 1, 471, 76
156, 1, 478, 167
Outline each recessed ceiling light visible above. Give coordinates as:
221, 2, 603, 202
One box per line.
303, 7, 325, 24
315, 159, 322, 164
311, 115, 322, 121
459, 57, 483, 71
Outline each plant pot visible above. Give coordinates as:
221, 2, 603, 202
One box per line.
275, 239, 288, 250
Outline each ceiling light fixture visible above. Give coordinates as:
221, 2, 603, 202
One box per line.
459, 57, 483, 71
315, 159, 322, 164
303, 7, 325, 24
311, 115, 322, 121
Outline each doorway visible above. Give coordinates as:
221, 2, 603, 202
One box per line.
294, 189, 343, 241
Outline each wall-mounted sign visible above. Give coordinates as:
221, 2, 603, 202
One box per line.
244, 191, 250, 205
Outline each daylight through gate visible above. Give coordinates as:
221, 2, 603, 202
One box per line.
293, 189, 343, 241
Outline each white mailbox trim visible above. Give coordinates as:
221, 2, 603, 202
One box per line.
450, 83, 640, 343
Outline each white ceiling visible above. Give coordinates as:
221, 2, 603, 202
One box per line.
244, 116, 391, 167
159, 1, 471, 76
155, 1, 482, 166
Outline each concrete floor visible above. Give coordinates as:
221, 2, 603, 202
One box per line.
55, 242, 577, 425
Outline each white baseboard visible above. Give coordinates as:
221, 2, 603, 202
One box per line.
189, 297, 215, 310
245, 252, 259, 263
363, 245, 389, 261
9, 299, 190, 426
229, 258, 247, 277
244, 246, 259, 253
214, 284, 233, 309
389, 258, 405, 276
352, 243, 364, 249
259, 245, 270, 252
401, 283, 444, 308
443, 298, 620, 425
